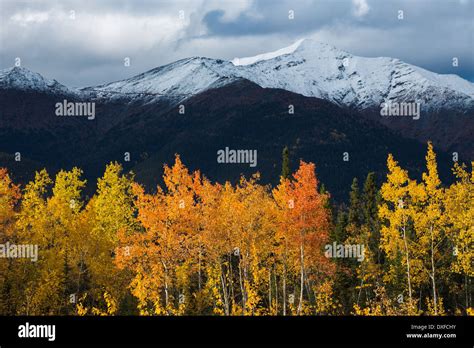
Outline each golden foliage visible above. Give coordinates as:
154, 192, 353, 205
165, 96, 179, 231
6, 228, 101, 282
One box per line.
0, 142, 472, 316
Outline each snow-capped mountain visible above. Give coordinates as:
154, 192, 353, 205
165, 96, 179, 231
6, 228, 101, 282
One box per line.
235, 40, 474, 111
80, 39, 474, 112
231, 39, 306, 66
1, 41, 473, 197
82, 57, 239, 104
0, 66, 74, 95
2, 39, 474, 113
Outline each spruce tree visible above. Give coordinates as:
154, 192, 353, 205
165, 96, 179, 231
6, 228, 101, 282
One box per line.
281, 146, 290, 179
362, 172, 382, 263
348, 178, 362, 227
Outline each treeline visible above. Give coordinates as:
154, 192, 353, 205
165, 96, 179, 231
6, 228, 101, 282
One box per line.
0, 142, 472, 315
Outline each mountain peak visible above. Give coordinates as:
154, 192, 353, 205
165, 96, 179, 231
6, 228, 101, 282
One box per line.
294, 39, 349, 57
0, 66, 71, 94
231, 39, 350, 67
87, 55, 237, 100
1, 66, 40, 80
231, 38, 305, 66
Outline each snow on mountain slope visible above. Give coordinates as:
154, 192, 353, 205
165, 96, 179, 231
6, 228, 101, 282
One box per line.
83, 39, 474, 112
232, 39, 474, 111
231, 39, 305, 66
0, 66, 74, 95
84, 57, 239, 103
3, 39, 474, 113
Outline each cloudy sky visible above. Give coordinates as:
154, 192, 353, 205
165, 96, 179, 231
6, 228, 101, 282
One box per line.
1, 0, 473, 87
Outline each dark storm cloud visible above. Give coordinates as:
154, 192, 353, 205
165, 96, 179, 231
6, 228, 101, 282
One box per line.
0, 0, 472, 86
203, 0, 352, 36
201, 0, 474, 81
203, 1, 352, 36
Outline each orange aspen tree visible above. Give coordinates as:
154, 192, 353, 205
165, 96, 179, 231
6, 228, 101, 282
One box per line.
273, 161, 331, 315
117, 155, 201, 315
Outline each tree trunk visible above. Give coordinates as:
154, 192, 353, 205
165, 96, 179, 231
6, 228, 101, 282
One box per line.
357, 277, 364, 305
198, 246, 202, 291
283, 265, 287, 316
402, 218, 412, 301
430, 225, 438, 314
274, 269, 278, 315
162, 261, 169, 314
220, 262, 229, 316
228, 253, 234, 308
243, 253, 250, 313
297, 242, 305, 315
268, 270, 272, 310
465, 275, 469, 309
238, 261, 245, 314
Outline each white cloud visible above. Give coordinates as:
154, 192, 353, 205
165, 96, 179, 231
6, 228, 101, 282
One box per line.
1, 0, 472, 85
10, 11, 50, 26
352, 0, 370, 17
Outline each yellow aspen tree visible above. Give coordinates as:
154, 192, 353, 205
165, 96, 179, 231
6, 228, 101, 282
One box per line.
48, 168, 86, 314
16, 168, 86, 314
272, 176, 294, 315
233, 174, 276, 315
87, 162, 136, 313
379, 154, 421, 313
0, 168, 20, 230
16, 169, 57, 314
411, 142, 446, 314
0, 168, 21, 314
445, 161, 473, 311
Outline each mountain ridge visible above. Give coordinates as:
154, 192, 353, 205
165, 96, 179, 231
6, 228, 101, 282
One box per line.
1, 39, 473, 168
0, 66, 74, 95
2, 39, 474, 112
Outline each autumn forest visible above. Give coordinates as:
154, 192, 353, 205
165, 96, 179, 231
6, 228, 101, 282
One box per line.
0, 142, 472, 316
